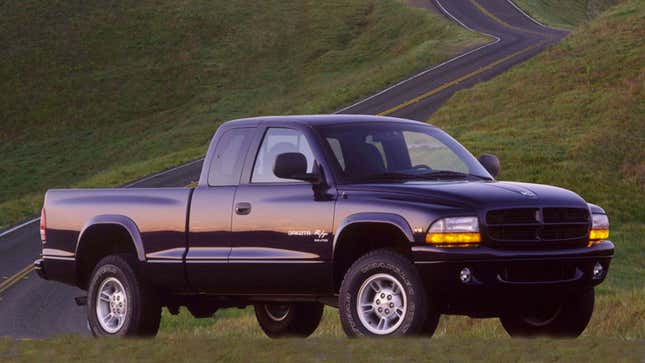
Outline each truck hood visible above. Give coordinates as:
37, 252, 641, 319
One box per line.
340, 181, 588, 209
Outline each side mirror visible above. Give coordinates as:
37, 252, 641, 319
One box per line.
478, 154, 500, 178
274, 153, 320, 183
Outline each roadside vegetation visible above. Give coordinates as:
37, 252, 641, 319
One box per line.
514, 0, 620, 28
1, 336, 642, 362
0, 0, 642, 359
430, 0, 644, 339
0, 0, 484, 228
155, 0, 643, 341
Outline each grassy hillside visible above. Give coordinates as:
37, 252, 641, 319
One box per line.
0, 0, 483, 228
514, 0, 620, 28
156, 0, 643, 340
429, 0, 644, 337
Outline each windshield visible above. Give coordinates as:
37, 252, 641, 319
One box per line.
316, 122, 492, 183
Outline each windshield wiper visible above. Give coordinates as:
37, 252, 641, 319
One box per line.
418, 170, 492, 181
356, 171, 492, 182
356, 172, 421, 182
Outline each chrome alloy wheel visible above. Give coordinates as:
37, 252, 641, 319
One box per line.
96, 277, 128, 333
356, 273, 407, 335
264, 304, 290, 322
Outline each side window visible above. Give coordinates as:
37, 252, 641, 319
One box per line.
251, 128, 315, 183
208, 128, 254, 186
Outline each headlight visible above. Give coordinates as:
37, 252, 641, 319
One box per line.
426, 216, 480, 247
589, 213, 609, 242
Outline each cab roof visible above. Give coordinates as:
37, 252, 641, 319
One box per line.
221, 114, 432, 128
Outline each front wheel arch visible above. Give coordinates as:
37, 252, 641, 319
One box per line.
332, 220, 413, 292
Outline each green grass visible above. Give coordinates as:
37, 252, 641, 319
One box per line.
428, 0, 645, 338
1, 0, 643, 358
1, 336, 643, 362
0, 0, 484, 228
514, 0, 620, 28
150, 0, 645, 341
156, 0, 644, 342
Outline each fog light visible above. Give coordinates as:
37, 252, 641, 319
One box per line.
460, 267, 472, 283
592, 262, 604, 280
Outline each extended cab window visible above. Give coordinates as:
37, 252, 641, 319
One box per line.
208, 128, 254, 186
251, 128, 315, 183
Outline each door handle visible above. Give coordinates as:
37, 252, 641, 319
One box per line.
235, 202, 252, 215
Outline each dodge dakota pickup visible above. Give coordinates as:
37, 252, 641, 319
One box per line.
35, 115, 614, 338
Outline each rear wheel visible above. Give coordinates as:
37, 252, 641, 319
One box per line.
87, 254, 161, 337
339, 249, 430, 337
500, 288, 595, 338
254, 302, 324, 338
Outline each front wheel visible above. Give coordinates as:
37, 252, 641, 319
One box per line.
500, 288, 595, 338
254, 302, 324, 338
339, 249, 431, 337
87, 254, 161, 337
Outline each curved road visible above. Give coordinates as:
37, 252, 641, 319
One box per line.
0, 0, 566, 338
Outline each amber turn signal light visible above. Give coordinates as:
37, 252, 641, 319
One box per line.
589, 229, 609, 241
425, 232, 481, 247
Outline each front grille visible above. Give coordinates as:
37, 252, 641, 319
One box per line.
485, 207, 590, 250
543, 208, 589, 223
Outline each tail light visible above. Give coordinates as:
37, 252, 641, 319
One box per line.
40, 208, 46, 243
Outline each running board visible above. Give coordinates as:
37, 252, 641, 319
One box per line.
75, 296, 88, 306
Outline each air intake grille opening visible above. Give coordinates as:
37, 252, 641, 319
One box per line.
485, 207, 590, 250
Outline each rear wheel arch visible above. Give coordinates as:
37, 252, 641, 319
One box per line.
75, 216, 144, 289
332, 215, 414, 292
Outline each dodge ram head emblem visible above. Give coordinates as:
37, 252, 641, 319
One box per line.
520, 190, 537, 198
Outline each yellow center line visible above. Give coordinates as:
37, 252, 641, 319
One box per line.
468, 0, 547, 37
378, 40, 546, 116
0, 264, 35, 295
379, 0, 555, 117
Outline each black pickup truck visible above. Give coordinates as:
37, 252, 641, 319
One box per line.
35, 115, 614, 338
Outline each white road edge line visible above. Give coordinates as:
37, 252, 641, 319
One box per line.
506, 0, 569, 32
122, 158, 204, 187
335, 0, 501, 114
0, 158, 205, 239
506, 0, 547, 28
0, 218, 41, 239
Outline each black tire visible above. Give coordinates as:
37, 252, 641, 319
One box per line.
87, 254, 161, 337
254, 302, 324, 338
500, 288, 595, 338
339, 249, 429, 337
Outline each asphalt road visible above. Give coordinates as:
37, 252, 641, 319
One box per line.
0, 0, 567, 338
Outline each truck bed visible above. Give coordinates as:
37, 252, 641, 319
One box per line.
42, 188, 192, 270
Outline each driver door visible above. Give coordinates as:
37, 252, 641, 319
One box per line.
228, 127, 335, 294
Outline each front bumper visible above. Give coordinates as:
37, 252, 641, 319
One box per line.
412, 240, 614, 316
